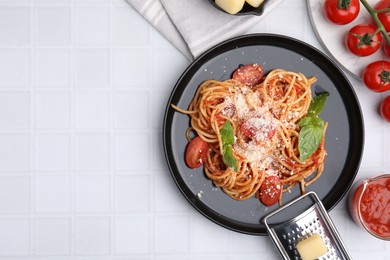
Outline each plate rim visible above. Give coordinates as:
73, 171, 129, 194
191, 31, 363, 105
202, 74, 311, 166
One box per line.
162, 33, 365, 235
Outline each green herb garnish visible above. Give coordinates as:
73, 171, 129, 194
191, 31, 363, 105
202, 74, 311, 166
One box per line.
220, 120, 238, 171
297, 92, 329, 163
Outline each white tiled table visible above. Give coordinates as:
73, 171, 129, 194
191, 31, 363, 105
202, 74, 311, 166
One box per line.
0, 0, 388, 259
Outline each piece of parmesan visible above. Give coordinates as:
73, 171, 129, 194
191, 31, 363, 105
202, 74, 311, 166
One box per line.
215, 0, 245, 14
296, 234, 328, 260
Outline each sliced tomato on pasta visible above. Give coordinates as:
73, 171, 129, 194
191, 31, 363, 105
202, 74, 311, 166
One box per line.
232, 64, 264, 87
185, 136, 209, 169
260, 176, 282, 206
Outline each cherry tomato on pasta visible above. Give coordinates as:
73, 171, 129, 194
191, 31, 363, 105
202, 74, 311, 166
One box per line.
185, 136, 209, 169
380, 95, 390, 122
260, 176, 282, 206
345, 24, 382, 57
363, 60, 390, 92
374, 0, 390, 32
240, 117, 276, 142
232, 63, 264, 87
323, 0, 360, 25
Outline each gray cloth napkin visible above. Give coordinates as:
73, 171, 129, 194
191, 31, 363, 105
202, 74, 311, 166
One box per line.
126, 0, 282, 60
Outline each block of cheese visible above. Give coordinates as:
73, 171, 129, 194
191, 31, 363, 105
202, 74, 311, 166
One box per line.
296, 234, 328, 260
246, 0, 264, 8
215, 0, 246, 14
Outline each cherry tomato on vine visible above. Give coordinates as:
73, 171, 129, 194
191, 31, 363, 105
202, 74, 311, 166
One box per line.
374, 0, 390, 32
185, 136, 209, 169
383, 40, 390, 57
362, 60, 390, 92
323, 0, 360, 25
380, 95, 390, 122
232, 63, 264, 87
345, 24, 382, 57
260, 176, 282, 206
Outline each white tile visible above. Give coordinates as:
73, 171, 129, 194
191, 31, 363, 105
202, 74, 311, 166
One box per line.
34, 49, 70, 87
360, 128, 384, 169
113, 6, 149, 45
0, 7, 30, 45
114, 175, 150, 212
74, 133, 110, 171
0, 218, 30, 256
268, 5, 304, 39
151, 132, 168, 170
0, 0, 30, 3
113, 49, 149, 87
74, 91, 110, 129
35, 91, 71, 129
153, 48, 188, 89
154, 170, 189, 213
155, 215, 189, 253
35, 218, 71, 255
0, 134, 30, 172
74, 175, 110, 213
34, 0, 70, 3
74, 6, 110, 45
0, 176, 30, 213
192, 215, 230, 253
114, 91, 149, 129
74, 49, 110, 87
233, 232, 273, 254
356, 88, 384, 127
0, 49, 30, 87
75, 217, 111, 255
114, 216, 150, 254
0, 91, 30, 129
114, 133, 149, 170
34, 134, 70, 171
34, 6, 71, 46
151, 90, 169, 129
35, 175, 71, 213
75, 0, 110, 3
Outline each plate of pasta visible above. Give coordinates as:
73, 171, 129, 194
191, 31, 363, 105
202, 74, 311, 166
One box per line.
163, 33, 364, 235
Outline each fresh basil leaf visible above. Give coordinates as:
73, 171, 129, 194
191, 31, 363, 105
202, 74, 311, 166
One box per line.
223, 146, 238, 172
298, 119, 324, 163
220, 120, 238, 171
221, 120, 235, 146
308, 92, 329, 117
297, 116, 314, 127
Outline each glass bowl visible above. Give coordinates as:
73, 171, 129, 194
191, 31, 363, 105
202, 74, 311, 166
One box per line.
348, 174, 390, 240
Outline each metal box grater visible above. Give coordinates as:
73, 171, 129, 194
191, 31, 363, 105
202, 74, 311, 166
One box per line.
263, 191, 352, 260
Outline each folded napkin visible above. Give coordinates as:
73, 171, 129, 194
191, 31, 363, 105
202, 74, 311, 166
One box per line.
126, 0, 282, 60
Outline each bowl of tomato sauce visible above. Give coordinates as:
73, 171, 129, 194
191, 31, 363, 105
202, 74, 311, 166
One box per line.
349, 174, 390, 240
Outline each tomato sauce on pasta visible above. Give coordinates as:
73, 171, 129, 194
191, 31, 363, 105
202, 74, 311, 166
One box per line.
172, 65, 328, 205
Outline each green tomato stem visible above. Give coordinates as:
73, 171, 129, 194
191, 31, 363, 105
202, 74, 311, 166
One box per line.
359, 0, 390, 46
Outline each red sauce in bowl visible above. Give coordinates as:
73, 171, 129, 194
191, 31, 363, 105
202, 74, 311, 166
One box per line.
350, 174, 390, 240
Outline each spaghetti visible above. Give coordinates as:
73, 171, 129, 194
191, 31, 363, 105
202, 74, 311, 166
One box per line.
172, 68, 328, 204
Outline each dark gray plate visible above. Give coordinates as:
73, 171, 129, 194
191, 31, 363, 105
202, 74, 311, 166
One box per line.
163, 34, 364, 235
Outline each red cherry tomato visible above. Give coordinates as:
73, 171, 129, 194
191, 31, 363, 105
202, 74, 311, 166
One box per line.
260, 176, 282, 206
240, 120, 256, 139
323, 0, 360, 25
363, 60, 390, 92
232, 63, 264, 87
185, 136, 209, 169
345, 24, 382, 57
380, 95, 390, 122
240, 117, 276, 142
383, 38, 390, 57
374, 0, 390, 32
